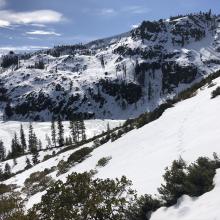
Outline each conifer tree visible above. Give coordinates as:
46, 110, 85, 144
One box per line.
69, 120, 77, 143
80, 120, 86, 142
25, 157, 32, 169
51, 117, 57, 147
75, 120, 81, 142
57, 116, 64, 147
0, 167, 3, 181
28, 123, 34, 151
28, 123, 38, 154
20, 124, 27, 153
38, 139, 43, 151
0, 140, 5, 161
32, 151, 39, 165
105, 122, 111, 140
4, 163, 11, 177
11, 132, 22, 158
45, 134, 52, 149
13, 158, 17, 166
32, 133, 38, 152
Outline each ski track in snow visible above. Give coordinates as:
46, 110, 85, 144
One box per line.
176, 99, 198, 156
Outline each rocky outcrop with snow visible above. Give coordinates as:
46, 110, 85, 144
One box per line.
0, 12, 220, 121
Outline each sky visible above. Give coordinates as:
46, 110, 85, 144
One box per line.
0, 0, 219, 51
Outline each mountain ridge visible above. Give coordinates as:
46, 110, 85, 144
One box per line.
0, 11, 219, 121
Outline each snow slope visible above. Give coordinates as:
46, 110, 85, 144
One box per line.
56, 77, 220, 195
3, 75, 220, 212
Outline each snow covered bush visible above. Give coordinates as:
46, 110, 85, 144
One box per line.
67, 147, 93, 164
127, 194, 162, 220
22, 170, 55, 196
158, 155, 220, 206
211, 86, 220, 98
57, 159, 69, 176
96, 156, 112, 167
158, 157, 187, 206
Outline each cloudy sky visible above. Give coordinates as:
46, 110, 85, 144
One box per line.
0, 0, 219, 50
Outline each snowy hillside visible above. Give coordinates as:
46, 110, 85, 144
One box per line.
0, 12, 220, 121
47, 76, 220, 195
2, 69, 220, 213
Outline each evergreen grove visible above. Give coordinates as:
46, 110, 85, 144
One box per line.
0, 118, 87, 180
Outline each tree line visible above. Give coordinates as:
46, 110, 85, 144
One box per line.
0, 117, 87, 180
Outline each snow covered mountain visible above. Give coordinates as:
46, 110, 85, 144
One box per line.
2, 11, 220, 219
0, 12, 220, 121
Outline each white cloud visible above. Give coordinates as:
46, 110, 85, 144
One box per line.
30, 23, 46, 28
26, 30, 61, 36
92, 5, 150, 17
0, 19, 9, 27
0, 45, 50, 52
99, 8, 116, 15
0, 10, 64, 27
122, 6, 151, 14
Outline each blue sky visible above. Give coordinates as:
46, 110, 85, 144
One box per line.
0, 0, 219, 50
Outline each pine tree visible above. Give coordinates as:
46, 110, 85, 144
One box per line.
13, 158, 17, 166
100, 55, 105, 68
80, 120, 86, 142
57, 116, 64, 147
45, 134, 52, 149
28, 123, 38, 154
20, 124, 27, 153
107, 122, 111, 132
0, 140, 6, 161
75, 120, 81, 142
28, 123, 34, 151
25, 157, 32, 169
69, 120, 77, 143
4, 163, 11, 177
38, 139, 43, 151
11, 132, 22, 158
32, 133, 38, 152
0, 167, 3, 181
106, 122, 111, 140
51, 117, 57, 147
32, 151, 39, 165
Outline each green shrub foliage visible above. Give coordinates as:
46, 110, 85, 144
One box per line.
29, 172, 137, 220
158, 155, 220, 206
96, 156, 112, 167
67, 147, 93, 164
